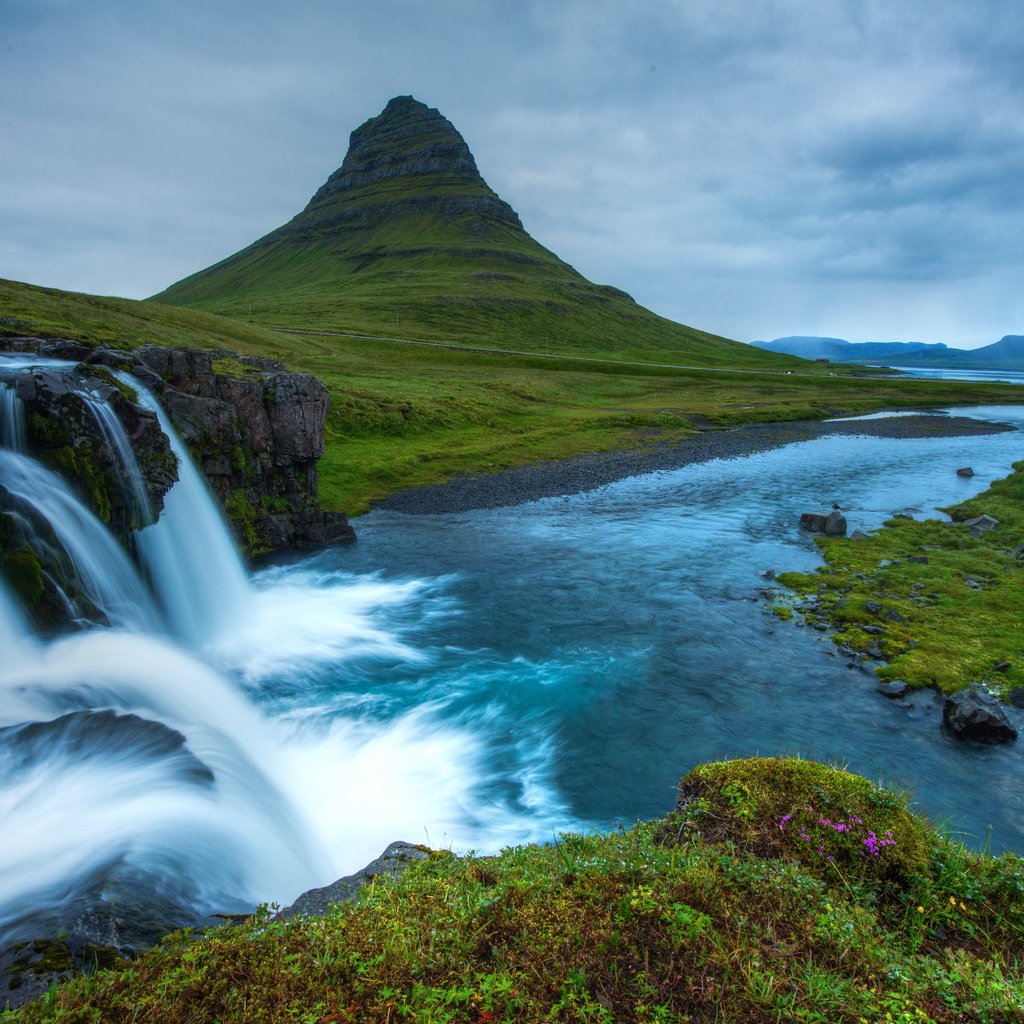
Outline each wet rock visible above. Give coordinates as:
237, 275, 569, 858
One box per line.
893, 512, 914, 521
878, 680, 910, 698
799, 511, 847, 535
850, 529, 870, 540
956, 466, 974, 477
943, 689, 1018, 743
994, 661, 1011, 673
279, 841, 432, 919
1008, 688, 1024, 709
0, 363, 177, 534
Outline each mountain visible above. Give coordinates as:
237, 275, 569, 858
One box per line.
752, 334, 1024, 370
887, 335, 1024, 369
151, 96, 791, 368
751, 336, 949, 362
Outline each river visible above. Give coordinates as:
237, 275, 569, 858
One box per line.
1, 382, 1022, 944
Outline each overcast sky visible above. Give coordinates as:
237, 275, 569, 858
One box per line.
2, 0, 1022, 347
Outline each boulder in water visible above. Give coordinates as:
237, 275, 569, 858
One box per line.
799, 511, 847, 535
942, 689, 1017, 743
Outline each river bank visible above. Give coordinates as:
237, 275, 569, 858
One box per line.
376, 411, 1015, 514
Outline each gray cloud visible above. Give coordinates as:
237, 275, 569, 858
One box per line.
1, 0, 1022, 346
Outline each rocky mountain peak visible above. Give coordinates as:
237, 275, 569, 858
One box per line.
306, 94, 494, 208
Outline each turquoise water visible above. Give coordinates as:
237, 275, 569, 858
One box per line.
2, 400, 1023, 937
251, 405, 1024, 857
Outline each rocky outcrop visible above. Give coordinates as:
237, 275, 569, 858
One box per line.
0, 361, 177, 535
303, 95, 523, 233
1, 338, 355, 557
279, 842, 431, 919
129, 346, 354, 555
942, 689, 1018, 743
0, 359, 178, 627
799, 511, 847, 535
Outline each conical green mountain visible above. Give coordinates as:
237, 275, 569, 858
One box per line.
152, 96, 784, 367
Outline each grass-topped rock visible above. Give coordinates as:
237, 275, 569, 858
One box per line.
6, 758, 1023, 1023
664, 757, 933, 896
776, 461, 1024, 702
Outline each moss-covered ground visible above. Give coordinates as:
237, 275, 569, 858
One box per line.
4, 758, 1022, 1023
776, 463, 1024, 697
6, 277, 1024, 516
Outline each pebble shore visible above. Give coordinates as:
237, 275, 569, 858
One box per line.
376, 413, 1015, 514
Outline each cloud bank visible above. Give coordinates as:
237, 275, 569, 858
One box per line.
1, 0, 1022, 346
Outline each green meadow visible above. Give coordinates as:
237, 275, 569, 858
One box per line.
5, 277, 1024, 516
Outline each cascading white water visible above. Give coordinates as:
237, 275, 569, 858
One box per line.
0, 382, 27, 453
0, 579, 33, 668
82, 394, 153, 527
128, 380, 252, 646
0, 357, 570, 946
0, 450, 160, 632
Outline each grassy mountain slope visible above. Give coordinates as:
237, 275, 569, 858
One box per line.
150, 96, 790, 367
6, 276, 1024, 517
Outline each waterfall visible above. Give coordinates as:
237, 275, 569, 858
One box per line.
0, 450, 161, 632
0, 382, 27, 452
82, 394, 154, 528
0, 356, 511, 952
0, 579, 34, 668
128, 380, 252, 646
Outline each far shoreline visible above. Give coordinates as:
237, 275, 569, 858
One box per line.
373, 410, 1018, 515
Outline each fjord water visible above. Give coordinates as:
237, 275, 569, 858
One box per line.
1, 377, 1023, 939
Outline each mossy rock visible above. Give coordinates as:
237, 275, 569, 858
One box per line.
664, 757, 933, 895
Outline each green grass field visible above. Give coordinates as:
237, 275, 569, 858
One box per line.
5, 276, 1024, 516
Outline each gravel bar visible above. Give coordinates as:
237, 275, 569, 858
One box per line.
375, 413, 1017, 515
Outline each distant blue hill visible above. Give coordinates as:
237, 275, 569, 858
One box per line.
751, 335, 1024, 370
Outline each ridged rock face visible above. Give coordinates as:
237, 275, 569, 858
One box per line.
1, 338, 355, 561
298, 95, 523, 231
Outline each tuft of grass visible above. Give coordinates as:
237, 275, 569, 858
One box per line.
5, 759, 1022, 1024
777, 462, 1024, 696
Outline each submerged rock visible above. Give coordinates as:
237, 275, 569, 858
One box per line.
877, 680, 910, 699
942, 689, 1017, 743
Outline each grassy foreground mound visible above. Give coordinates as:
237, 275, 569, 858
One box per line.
7, 277, 1024, 517
776, 464, 1024, 696
7, 759, 1023, 1023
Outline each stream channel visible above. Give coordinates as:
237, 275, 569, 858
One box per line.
1, 386, 1023, 941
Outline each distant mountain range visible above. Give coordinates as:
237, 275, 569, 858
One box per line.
751, 335, 1024, 370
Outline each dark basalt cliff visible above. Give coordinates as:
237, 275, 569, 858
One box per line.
129, 345, 354, 556
1, 338, 354, 560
